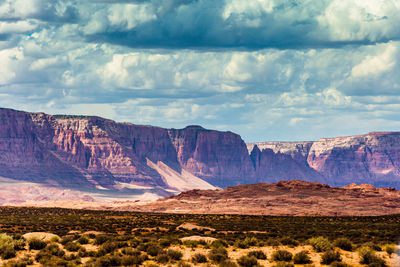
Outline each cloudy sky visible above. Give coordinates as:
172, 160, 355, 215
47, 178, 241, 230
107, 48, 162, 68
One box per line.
1, 0, 400, 142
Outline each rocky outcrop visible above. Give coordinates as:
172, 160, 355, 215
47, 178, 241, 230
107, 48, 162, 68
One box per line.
121, 180, 400, 216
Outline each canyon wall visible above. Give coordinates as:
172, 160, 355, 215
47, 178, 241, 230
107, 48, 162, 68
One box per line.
1, 107, 400, 191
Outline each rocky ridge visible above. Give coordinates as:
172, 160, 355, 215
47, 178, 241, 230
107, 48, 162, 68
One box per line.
1, 107, 400, 200
123, 180, 400, 216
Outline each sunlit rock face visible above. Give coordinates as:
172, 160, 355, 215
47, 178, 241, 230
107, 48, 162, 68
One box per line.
248, 132, 400, 188
2, 107, 400, 192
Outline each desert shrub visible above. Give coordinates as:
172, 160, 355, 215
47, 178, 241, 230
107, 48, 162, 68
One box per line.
78, 235, 89, 244
308, 237, 333, 252
247, 250, 266, 260
45, 243, 65, 257
211, 239, 229, 249
331, 262, 351, 267
94, 255, 122, 267
272, 263, 294, 267
265, 238, 281, 247
64, 241, 81, 252
78, 247, 88, 257
60, 235, 75, 245
280, 237, 299, 247
3, 258, 33, 267
121, 247, 140, 256
334, 238, 353, 251
208, 248, 228, 263
101, 241, 119, 253
293, 250, 311, 264
49, 236, 60, 243
359, 247, 387, 266
145, 243, 163, 256
28, 238, 47, 250
167, 249, 183, 261
363, 242, 382, 251
95, 234, 113, 245
219, 260, 239, 267
235, 237, 258, 248
321, 250, 341, 265
1, 246, 16, 259
120, 255, 145, 266
192, 253, 208, 263
383, 244, 396, 256
237, 255, 258, 267
155, 253, 169, 264
0, 234, 16, 259
272, 250, 293, 262
159, 237, 181, 248
13, 239, 25, 251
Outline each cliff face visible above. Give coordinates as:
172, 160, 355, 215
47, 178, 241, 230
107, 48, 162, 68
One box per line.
168, 126, 255, 186
2, 107, 400, 192
248, 132, 400, 187
0, 108, 251, 190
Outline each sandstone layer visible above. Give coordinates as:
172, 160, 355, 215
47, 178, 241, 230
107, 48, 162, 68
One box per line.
2, 107, 400, 197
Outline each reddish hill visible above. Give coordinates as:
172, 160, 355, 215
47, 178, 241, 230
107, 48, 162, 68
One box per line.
122, 180, 400, 216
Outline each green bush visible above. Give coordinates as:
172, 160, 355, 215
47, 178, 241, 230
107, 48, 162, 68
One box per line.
272, 250, 293, 262
94, 234, 113, 245
3, 257, 33, 267
293, 250, 311, 264
1, 246, 16, 259
321, 250, 341, 265
219, 259, 239, 267
28, 238, 47, 250
211, 239, 229, 249
78, 235, 89, 244
60, 235, 75, 245
101, 241, 119, 253
167, 249, 183, 261
331, 262, 351, 267
0, 234, 16, 259
64, 241, 81, 252
280, 237, 299, 247
192, 253, 207, 263
272, 262, 294, 267
235, 237, 258, 249
265, 239, 281, 247
237, 255, 258, 267
308, 237, 333, 252
145, 243, 163, 256
94, 255, 122, 266
45, 243, 65, 257
120, 255, 145, 266
155, 253, 169, 263
208, 248, 228, 263
363, 242, 382, 251
247, 250, 266, 260
334, 238, 353, 251
359, 247, 387, 266
383, 244, 396, 256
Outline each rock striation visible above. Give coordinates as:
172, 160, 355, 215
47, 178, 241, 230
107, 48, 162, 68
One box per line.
248, 132, 400, 188
2, 107, 400, 194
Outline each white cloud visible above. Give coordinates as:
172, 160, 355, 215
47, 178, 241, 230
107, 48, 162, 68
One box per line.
351, 43, 397, 77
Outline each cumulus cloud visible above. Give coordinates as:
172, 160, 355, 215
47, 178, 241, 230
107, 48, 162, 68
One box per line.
0, 0, 400, 141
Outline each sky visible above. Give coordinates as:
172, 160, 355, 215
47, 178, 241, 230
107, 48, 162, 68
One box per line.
1, 0, 400, 142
